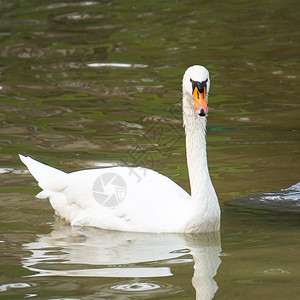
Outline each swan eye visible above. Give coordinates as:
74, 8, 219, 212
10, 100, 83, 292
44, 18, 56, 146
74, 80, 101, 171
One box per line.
190, 79, 196, 91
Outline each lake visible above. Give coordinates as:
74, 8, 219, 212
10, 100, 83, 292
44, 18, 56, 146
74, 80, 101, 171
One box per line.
0, 0, 299, 299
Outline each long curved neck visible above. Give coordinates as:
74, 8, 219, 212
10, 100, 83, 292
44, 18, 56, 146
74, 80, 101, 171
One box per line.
182, 91, 213, 201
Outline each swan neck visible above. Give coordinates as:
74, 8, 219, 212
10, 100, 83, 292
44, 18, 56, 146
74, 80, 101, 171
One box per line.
182, 92, 211, 199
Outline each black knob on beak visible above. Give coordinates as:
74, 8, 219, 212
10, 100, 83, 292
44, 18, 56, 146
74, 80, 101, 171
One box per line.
198, 108, 206, 116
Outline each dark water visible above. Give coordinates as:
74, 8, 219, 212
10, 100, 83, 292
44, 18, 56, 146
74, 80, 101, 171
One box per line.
0, 0, 299, 298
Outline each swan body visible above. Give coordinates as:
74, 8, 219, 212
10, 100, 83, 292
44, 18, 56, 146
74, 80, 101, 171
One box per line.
20, 65, 220, 233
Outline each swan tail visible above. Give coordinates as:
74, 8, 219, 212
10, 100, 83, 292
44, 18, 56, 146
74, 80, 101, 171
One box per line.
19, 154, 66, 191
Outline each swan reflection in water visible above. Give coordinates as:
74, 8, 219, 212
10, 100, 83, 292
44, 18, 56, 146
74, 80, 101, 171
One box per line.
22, 221, 221, 299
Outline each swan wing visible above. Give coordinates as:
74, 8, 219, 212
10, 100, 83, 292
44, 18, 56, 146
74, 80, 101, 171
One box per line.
20, 155, 191, 232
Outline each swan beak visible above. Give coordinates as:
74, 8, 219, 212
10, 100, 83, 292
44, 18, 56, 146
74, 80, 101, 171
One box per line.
193, 86, 208, 116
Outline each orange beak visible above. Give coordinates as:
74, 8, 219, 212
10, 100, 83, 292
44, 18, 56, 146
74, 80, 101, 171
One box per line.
193, 86, 208, 116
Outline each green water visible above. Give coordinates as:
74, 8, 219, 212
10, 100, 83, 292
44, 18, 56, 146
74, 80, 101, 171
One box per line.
0, 0, 299, 298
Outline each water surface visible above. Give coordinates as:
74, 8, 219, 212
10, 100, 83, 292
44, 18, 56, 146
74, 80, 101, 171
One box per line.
0, 0, 299, 299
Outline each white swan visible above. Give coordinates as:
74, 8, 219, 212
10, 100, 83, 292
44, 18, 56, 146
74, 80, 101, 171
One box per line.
19, 65, 220, 233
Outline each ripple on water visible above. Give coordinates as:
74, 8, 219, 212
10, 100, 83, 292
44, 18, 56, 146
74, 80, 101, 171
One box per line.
53, 12, 104, 22
263, 268, 290, 275
75, 280, 184, 299
111, 282, 160, 292
87, 62, 148, 68
102, 281, 184, 298
0, 168, 29, 175
36, 1, 98, 11
0, 282, 34, 292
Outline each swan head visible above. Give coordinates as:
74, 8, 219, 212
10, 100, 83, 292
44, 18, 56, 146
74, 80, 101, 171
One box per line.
182, 65, 210, 117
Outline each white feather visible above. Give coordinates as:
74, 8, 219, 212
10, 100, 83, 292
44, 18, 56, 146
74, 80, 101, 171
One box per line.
19, 65, 220, 233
